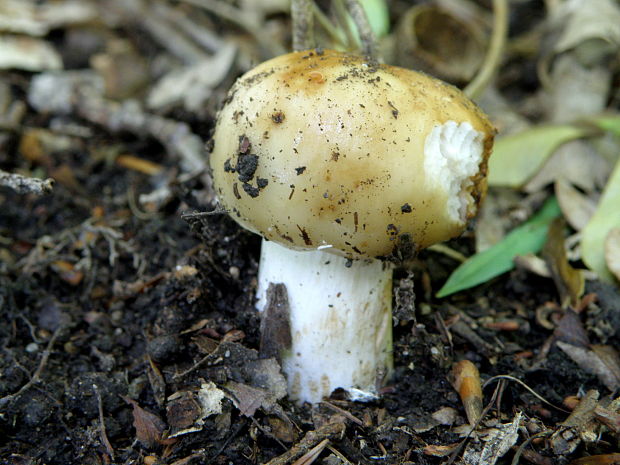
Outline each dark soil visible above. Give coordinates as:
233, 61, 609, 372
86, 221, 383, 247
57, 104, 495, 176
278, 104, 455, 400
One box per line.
1, 2, 620, 465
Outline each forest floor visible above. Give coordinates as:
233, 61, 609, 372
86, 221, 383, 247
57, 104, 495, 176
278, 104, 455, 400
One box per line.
1, 1, 619, 464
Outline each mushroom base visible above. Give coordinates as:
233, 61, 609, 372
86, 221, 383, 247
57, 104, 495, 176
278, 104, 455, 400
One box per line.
256, 240, 394, 404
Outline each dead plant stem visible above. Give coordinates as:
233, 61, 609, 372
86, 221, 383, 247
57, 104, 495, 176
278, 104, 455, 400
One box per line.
0, 326, 63, 408
464, 0, 508, 99
342, 0, 378, 59
292, 0, 315, 51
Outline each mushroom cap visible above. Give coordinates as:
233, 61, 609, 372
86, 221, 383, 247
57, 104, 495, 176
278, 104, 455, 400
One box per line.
210, 49, 495, 259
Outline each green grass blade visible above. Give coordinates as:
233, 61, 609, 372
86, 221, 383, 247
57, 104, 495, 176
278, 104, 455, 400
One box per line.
436, 197, 561, 298
581, 159, 620, 282
589, 114, 620, 138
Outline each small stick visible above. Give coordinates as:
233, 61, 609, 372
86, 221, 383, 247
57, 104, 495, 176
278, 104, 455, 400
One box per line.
342, 0, 378, 59
320, 401, 364, 426
464, 0, 509, 99
0, 169, 54, 195
264, 421, 345, 465
0, 326, 63, 408
291, 0, 315, 51
95, 385, 115, 460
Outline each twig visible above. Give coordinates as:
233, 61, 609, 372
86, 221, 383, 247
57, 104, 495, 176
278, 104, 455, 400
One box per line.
427, 243, 468, 263
0, 169, 54, 195
172, 351, 213, 380
95, 385, 115, 460
181, 207, 229, 219
0, 326, 63, 408
208, 419, 247, 463
510, 431, 552, 465
319, 401, 364, 426
292, 0, 315, 51
333, 0, 358, 51
326, 445, 352, 464
342, 0, 378, 59
29, 73, 206, 173
292, 439, 329, 465
312, 4, 347, 47
264, 421, 346, 465
483, 374, 570, 413
464, 0, 509, 99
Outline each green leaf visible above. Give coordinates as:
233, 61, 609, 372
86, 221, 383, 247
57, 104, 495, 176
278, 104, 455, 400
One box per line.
436, 197, 561, 298
589, 114, 620, 138
359, 0, 390, 38
582, 159, 620, 282
346, 0, 390, 43
488, 125, 588, 188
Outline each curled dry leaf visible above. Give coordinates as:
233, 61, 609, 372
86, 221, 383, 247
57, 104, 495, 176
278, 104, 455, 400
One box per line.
0, 36, 62, 71
543, 218, 584, 309
166, 381, 225, 437
147, 43, 237, 113
462, 412, 522, 465
225, 381, 274, 417
123, 396, 167, 448
556, 341, 620, 391
431, 406, 458, 426
0, 0, 97, 36
393, 4, 484, 83
524, 140, 610, 194
551, 0, 620, 57
555, 178, 598, 232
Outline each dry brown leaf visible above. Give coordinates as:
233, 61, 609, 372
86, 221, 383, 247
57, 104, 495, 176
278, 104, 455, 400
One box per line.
393, 4, 484, 83
167, 381, 225, 437
554, 310, 589, 347
557, 342, 620, 391
555, 178, 598, 231
123, 396, 167, 448
225, 381, 271, 417
604, 228, 620, 281
462, 412, 522, 465
423, 443, 460, 457
51, 260, 84, 286
569, 453, 620, 465
525, 141, 610, 193
590, 345, 620, 390
543, 218, 584, 308
431, 406, 458, 425
147, 356, 166, 408
116, 155, 163, 176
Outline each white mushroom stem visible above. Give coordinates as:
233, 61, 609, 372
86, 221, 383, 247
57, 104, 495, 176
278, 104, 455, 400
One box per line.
256, 239, 393, 404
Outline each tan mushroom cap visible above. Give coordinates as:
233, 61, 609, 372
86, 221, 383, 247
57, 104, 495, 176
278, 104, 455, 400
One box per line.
210, 49, 495, 259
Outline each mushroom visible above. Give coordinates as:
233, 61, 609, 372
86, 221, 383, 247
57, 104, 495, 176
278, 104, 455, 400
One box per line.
209, 49, 495, 404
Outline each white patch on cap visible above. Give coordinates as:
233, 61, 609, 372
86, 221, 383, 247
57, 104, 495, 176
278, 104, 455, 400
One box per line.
423, 121, 484, 223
